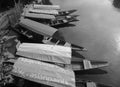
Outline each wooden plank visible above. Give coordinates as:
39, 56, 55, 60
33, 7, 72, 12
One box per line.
86, 82, 96, 87
72, 59, 108, 71
83, 60, 92, 69
83, 59, 109, 70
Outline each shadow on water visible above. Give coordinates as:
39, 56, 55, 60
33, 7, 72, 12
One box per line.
97, 83, 113, 87
53, 30, 65, 41
113, 0, 120, 8
18, 34, 43, 43
75, 68, 108, 75
41, 0, 53, 5
72, 50, 85, 59
54, 23, 76, 29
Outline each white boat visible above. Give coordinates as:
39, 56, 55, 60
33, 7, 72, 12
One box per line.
19, 17, 57, 37
29, 8, 59, 15
16, 43, 72, 64
33, 4, 60, 10
22, 11, 55, 19
16, 42, 108, 71
11, 57, 75, 87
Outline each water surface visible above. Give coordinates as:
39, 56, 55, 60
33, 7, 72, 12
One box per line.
50, 0, 120, 87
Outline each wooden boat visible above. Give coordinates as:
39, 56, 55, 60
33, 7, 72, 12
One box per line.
16, 17, 86, 51
16, 42, 108, 71
29, 8, 59, 15
18, 17, 57, 37
11, 57, 75, 87
71, 58, 109, 71
55, 15, 79, 20
76, 80, 112, 87
58, 9, 77, 16
42, 37, 87, 51
22, 11, 55, 19
49, 18, 78, 27
33, 4, 60, 10
13, 17, 57, 39
15, 43, 108, 71
22, 13, 77, 27
16, 43, 72, 64
23, 5, 78, 26
29, 7, 77, 16
23, 5, 77, 20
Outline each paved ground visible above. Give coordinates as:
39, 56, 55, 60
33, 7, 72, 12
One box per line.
50, 0, 120, 87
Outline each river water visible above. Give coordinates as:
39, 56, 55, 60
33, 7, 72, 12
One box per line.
49, 0, 120, 87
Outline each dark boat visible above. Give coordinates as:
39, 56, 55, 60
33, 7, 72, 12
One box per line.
23, 14, 78, 27
49, 17, 77, 27
14, 17, 86, 51
42, 36, 87, 51
22, 13, 78, 27
22, 9, 78, 26
55, 15, 79, 20
29, 7, 77, 16
23, 5, 78, 26
58, 9, 77, 16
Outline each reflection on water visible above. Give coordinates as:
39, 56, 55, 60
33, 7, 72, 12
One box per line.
51, 0, 120, 87
114, 34, 120, 52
